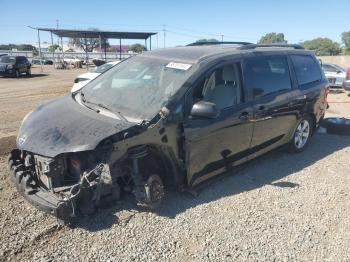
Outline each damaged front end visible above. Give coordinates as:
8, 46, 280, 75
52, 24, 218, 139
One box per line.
8, 143, 166, 223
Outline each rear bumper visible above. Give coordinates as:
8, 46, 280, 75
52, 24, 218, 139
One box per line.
8, 149, 73, 221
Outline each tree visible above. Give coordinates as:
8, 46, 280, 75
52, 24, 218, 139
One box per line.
16, 44, 37, 51
48, 44, 60, 53
0, 44, 36, 51
69, 28, 109, 52
341, 31, 350, 54
258, 33, 287, 44
195, 38, 219, 43
128, 44, 147, 53
301, 38, 341, 56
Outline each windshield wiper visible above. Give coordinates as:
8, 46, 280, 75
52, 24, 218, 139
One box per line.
80, 94, 129, 122
79, 91, 100, 113
96, 103, 129, 122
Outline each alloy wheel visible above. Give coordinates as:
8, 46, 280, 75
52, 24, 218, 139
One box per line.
294, 119, 310, 149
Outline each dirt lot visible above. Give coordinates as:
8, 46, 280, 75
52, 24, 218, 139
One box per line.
0, 65, 85, 154
0, 67, 350, 261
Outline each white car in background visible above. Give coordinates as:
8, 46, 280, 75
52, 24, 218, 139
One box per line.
71, 61, 120, 93
63, 56, 84, 65
322, 63, 350, 90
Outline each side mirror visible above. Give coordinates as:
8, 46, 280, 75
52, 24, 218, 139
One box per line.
337, 70, 342, 74
190, 101, 219, 119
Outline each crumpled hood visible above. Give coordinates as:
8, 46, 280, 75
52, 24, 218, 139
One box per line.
17, 95, 136, 157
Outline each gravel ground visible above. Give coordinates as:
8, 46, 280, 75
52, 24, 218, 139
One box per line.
0, 70, 350, 261
1, 133, 350, 261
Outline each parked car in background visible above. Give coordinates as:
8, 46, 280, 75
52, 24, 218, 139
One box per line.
0, 55, 31, 77
322, 63, 350, 90
71, 61, 120, 92
8, 43, 329, 222
31, 57, 53, 65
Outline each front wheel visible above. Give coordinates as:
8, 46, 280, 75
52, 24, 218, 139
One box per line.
289, 116, 313, 153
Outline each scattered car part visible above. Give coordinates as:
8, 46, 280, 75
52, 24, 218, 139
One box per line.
92, 59, 107, 66
320, 117, 350, 135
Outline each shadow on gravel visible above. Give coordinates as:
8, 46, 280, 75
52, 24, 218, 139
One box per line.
0, 135, 16, 155
26, 74, 48, 78
72, 133, 350, 231
0, 74, 48, 79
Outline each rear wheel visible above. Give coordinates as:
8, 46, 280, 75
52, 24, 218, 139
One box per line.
289, 116, 312, 153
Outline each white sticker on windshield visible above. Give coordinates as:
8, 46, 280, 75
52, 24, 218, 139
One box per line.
166, 62, 192, 71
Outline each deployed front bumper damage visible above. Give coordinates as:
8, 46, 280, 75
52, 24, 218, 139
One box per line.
7, 149, 117, 223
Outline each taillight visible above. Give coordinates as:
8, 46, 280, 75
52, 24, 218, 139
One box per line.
346, 68, 350, 79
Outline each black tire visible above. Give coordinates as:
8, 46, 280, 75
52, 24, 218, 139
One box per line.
289, 115, 313, 153
26, 68, 31, 76
320, 117, 350, 135
15, 69, 20, 78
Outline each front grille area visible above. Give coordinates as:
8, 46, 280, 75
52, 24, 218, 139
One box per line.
0, 65, 6, 72
34, 155, 65, 189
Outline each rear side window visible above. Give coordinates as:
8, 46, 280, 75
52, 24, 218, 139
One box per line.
322, 64, 338, 73
290, 55, 322, 86
244, 55, 292, 97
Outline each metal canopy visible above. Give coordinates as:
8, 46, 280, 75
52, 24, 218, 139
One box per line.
34, 27, 157, 40
31, 27, 157, 72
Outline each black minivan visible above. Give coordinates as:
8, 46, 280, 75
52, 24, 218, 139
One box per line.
8, 44, 329, 222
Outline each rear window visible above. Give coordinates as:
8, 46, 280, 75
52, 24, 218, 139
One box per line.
244, 55, 292, 97
290, 55, 322, 86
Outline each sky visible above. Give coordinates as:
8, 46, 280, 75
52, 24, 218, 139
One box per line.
0, 0, 349, 48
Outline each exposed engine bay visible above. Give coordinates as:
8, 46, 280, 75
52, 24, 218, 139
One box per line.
8, 143, 169, 223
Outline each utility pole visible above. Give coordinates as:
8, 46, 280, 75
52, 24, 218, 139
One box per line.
163, 25, 166, 48
56, 19, 59, 47
37, 29, 43, 72
221, 34, 224, 43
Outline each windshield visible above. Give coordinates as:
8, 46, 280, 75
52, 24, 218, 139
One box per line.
0, 56, 15, 63
81, 56, 194, 120
94, 63, 115, 73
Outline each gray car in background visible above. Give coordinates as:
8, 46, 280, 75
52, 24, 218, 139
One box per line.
322, 63, 350, 90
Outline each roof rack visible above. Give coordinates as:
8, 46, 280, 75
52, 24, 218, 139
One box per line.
187, 41, 252, 47
239, 44, 304, 50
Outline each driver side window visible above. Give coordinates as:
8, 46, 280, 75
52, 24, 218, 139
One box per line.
193, 63, 243, 110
